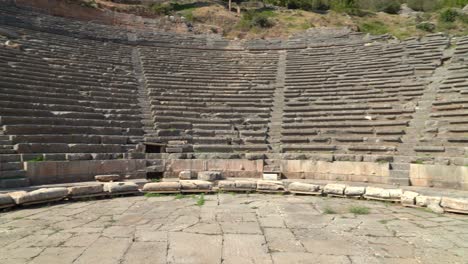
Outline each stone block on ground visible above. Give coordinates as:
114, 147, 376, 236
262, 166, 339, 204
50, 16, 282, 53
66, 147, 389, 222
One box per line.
179, 170, 197, 180
9, 187, 68, 205
95, 174, 120, 182
288, 182, 321, 194
263, 173, 280, 181
104, 182, 139, 193
363, 186, 384, 197
344, 186, 366, 197
235, 180, 257, 190
323, 184, 346, 196
428, 203, 445, 214
257, 180, 285, 192
218, 180, 256, 191
441, 197, 468, 214
218, 181, 236, 190
198, 171, 221, 181
180, 180, 212, 191
143, 182, 181, 192
401, 191, 419, 206
68, 184, 104, 197
0, 193, 15, 208
364, 187, 402, 201
415, 195, 441, 207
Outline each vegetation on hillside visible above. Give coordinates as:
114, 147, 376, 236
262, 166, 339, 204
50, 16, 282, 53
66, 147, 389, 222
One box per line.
82, 0, 468, 39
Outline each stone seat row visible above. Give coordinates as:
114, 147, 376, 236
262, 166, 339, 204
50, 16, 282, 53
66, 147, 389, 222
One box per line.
0, 93, 139, 111
0, 105, 142, 121
0, 84, 136, 104
140, 180, 468, 214
0, 182, 140, 208
3, 125, 143, 136
0, 64, 136, 88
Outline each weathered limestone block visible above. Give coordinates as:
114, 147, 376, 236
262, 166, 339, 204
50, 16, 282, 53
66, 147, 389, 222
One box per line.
68, 184, 104, 196
415, 195, 441, 207
143, 182, 181, 192
198, 171, 221, 181
257, 180, 285, 192
323, 184, 346, 195
95, 174, 120, 182
388, 189, 403, 199
363, 186, 384, 197
401, 191, 419, 206
263, 173, 280, 181
235, 180, 257, 190
103, 182, 139, 193
441, 197, 468, 214
180, 180, 212, 191
0, 194, 15, 208
9, 188, 68, 205
344, 186, 366, 196
288, 182, 321, 193
218, 181, 236, 189
179, 170, 197, 180
428, 203, 444, 214
364, 187, 402, 200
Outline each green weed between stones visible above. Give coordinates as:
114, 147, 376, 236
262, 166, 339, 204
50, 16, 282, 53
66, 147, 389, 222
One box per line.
196, 194, 205, 206
323, 207, 337, 214
349, 206, 370, 215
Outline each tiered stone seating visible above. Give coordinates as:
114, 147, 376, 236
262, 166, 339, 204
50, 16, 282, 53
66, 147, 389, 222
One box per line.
0, 3, 212, 48
0, 26, 143, 161
281, 35, 448, 155
140, 46, 279, 153
422, 36, 468, 157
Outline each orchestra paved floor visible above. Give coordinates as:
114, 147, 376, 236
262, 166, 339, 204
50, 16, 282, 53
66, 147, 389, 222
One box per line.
0, 193, 467, 263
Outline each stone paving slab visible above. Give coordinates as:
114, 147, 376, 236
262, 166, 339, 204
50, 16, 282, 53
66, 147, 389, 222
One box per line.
0, 193, 467, 263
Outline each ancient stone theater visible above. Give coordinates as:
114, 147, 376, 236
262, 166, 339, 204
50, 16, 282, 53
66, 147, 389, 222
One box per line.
0, 0, 468, 263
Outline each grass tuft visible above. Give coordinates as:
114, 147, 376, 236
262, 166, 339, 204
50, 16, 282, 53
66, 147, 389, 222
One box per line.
349, 206, 370, 215
323, 207, 337, 214
196, 193, 205, 206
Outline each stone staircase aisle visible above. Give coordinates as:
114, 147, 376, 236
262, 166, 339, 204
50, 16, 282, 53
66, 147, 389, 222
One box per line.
392, 42, 454, 186
131, 47, 155, 143
0, 129, 29, 188
267, 50, 286, 153
131, 47, 164, 179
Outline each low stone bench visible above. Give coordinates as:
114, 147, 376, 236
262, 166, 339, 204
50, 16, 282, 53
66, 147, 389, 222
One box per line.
441, 197, 468, 214
180, 180, 213, 193
364, 187, 402, 202
95, 174, 120, 182
9, 187, 68, 205
401, 191, 420, 207
257, 180, 285, 193
198, 171, 221, 181
218, 180, 257, 192
323, 184, 347, 197
103, 182, 140, 195
288, 182, 321, 195
67, 184, 105, 199
179, 170, 197, 180
142, 182, 181, 193
344, 186, 366, 197
0, 193, 15, 209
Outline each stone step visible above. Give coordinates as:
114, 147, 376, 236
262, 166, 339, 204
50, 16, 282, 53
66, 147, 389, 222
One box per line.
0, 177, 30, 189
0, 154, 22, 162
390, 163, 410, 170
0, 169, 26, 179
1, 162, 23, 171
0, 149, 16, 154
